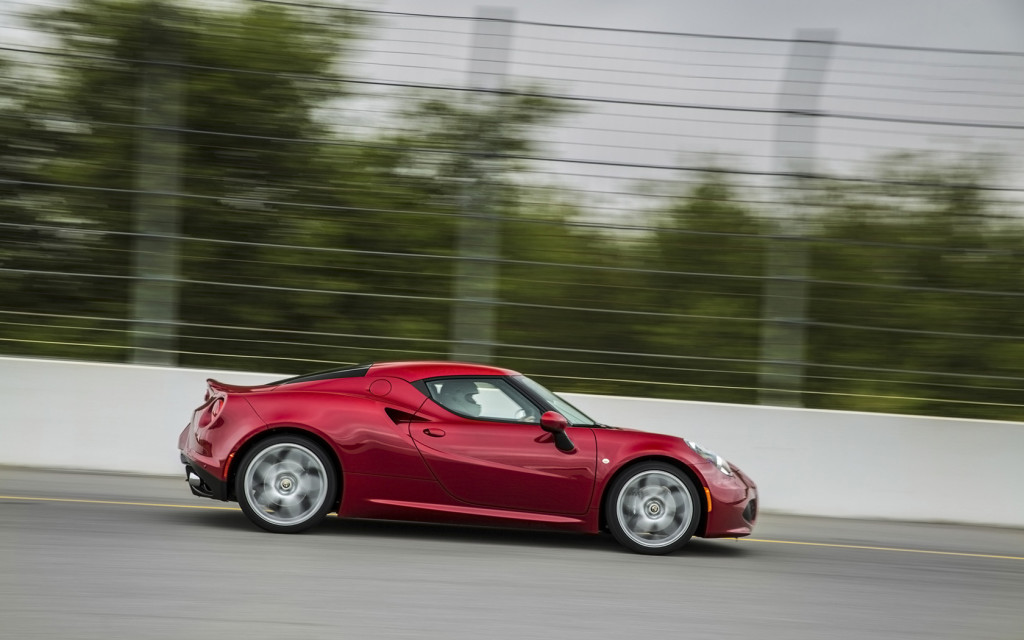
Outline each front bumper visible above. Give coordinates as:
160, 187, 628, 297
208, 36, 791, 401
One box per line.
702, 464, 758, 538
180, 452, 230, 501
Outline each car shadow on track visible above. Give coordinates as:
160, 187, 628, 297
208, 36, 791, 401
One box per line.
173, 509, 751, 557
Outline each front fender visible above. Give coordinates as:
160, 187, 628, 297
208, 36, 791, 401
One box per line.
591, 429, 752, 533
590, 429, 721, 508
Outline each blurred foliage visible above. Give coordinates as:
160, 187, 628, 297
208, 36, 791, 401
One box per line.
804, 157, 1024, 418
1, 0, 1022, 421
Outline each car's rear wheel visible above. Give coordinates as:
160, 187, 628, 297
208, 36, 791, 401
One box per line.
236, 435, 337, 533
605, 461, 700, 555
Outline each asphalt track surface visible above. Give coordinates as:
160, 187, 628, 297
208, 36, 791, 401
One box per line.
1, 468, 1022, 640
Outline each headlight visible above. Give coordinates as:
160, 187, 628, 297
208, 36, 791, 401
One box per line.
685, 440, 733, 476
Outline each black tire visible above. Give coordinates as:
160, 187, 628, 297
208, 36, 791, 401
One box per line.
604, 461, 700, 555
235, 434, 338, 533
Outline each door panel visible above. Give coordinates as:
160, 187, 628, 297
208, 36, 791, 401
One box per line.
409, 416, 597, 515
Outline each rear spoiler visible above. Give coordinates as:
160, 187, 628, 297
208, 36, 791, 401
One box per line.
204, 378, 278, 400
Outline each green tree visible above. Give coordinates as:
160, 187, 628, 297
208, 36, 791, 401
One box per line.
806, 155, 1024, 419
635, 176, 766, 402
0, 54, 122, 359
310, 89, 577, 365
4, 0, 361, 368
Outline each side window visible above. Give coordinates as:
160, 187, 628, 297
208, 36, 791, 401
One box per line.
428, 378, 540, 423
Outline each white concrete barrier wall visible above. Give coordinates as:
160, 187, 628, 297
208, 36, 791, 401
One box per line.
2, 356, 1022, 527
0, 357, 279, 476
563, 393, 1024, 528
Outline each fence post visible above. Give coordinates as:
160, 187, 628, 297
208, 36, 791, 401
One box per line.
129, 1, 183, 366
449, 7, 514, 363
759, 29, 835, 406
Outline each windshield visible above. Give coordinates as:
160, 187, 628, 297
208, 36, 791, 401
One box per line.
514, 376, 596, 426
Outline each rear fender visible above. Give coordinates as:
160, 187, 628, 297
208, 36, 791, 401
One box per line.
243, 391, 433, 480
182, 394, 266, 481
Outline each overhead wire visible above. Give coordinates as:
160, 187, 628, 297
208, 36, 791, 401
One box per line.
2, 2, 1023, 415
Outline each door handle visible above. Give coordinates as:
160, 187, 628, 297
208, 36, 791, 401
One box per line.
423, 428, 446, 438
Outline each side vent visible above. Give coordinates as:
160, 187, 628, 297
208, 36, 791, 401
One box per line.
384, 407, 428, 425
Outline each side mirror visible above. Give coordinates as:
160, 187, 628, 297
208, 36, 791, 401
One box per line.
540, 411, 575, 452
540, 411, 568, 433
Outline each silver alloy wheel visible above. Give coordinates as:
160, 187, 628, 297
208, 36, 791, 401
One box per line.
615, 469, 695, 548
242, 442, 329, 527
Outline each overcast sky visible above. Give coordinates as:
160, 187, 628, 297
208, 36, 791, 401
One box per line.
343, 0, 1024, 216
2, 0, 1020, 214
368, 0, 1024, 51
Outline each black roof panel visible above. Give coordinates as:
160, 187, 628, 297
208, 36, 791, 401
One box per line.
271, 363, 373, 385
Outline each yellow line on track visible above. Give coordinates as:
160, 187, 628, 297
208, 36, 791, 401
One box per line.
0, 494, 239, 511
2, 494, 1021, 561
739, 537, 1024, 561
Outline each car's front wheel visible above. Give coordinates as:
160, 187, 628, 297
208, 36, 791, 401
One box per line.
605, 461, 701, 554
235, 435, 337, 533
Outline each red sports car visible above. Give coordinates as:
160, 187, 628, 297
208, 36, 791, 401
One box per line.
178, 361, 757, 554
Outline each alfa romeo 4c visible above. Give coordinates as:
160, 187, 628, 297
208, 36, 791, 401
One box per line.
179, 361, 757, 554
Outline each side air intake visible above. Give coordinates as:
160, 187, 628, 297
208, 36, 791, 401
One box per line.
384, 407, 428, 425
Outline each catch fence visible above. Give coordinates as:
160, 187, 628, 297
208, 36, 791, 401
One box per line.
1, 0, 1023, 418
